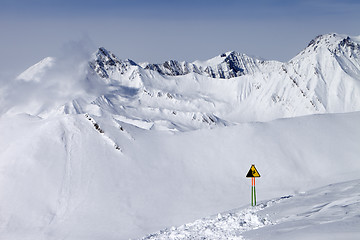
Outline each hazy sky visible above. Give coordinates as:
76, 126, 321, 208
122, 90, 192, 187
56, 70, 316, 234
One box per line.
1, 0, 360, 79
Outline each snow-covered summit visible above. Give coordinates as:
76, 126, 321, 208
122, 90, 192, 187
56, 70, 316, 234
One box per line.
16, 56, 55, 82
89, 47, 138, 79
287, 33, 360, 113
292, 33, 360, 60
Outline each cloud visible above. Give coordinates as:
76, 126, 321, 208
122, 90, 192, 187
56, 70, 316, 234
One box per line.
0, 35, 107, 116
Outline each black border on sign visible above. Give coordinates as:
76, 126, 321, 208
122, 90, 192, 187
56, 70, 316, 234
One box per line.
246, 165, 260, 178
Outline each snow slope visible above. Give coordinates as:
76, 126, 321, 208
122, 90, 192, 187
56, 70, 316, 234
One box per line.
141, 179, 360, 240
0, 111, 359, 239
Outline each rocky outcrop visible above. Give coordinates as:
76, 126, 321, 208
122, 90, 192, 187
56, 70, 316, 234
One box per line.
145, 60, 202, 76
143, 51, 265, 79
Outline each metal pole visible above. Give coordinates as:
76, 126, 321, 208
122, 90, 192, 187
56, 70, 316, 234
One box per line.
251, 177, 255, 206
254, 177, 256, 206
251, 177, 253, 206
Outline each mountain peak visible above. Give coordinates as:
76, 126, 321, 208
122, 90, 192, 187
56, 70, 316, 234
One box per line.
217, 51, 250, 61
305, 33, 359, 52
220, 51, 238, 57
305, 33, 340, 50
291, 33, 360, 62
90, 47, 137, 78
16, 56, 55, 82
95, 47, 137, 66
97, 47, 112, 58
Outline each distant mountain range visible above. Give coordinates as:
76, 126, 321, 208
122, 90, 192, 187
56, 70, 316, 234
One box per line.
12, 33, 360, 130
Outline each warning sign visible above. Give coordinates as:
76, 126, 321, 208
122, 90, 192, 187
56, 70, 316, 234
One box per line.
246, 164, 260, 178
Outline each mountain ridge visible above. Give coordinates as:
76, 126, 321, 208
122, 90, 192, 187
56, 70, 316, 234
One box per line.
7, 33, 360, 130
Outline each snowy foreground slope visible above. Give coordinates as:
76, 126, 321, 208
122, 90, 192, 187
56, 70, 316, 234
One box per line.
142, 179, 360, 240
0, 33, 359, 239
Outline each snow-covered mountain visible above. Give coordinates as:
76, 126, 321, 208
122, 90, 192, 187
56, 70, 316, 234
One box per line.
9, 33, 360, 129
16, 57, 55, 82
144, 51, 266, 78
0, 33, 360, 240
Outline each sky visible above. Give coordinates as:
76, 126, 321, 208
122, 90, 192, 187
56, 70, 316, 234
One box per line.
0, 0, 360, 79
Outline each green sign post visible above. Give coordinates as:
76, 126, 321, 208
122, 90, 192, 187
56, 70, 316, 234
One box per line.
246, 164, 260, 206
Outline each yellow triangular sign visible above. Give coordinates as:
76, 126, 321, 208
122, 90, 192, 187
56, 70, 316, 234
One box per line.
246, 164, 260, 178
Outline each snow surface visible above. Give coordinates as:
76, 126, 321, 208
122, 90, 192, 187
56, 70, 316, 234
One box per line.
0, 111, 359, 239
0, 33, 360, 239
141, 179, 360, 240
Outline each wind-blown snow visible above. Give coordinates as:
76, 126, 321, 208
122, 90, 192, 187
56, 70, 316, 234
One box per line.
0, 33, 359, 239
